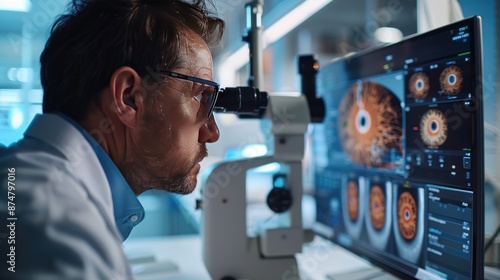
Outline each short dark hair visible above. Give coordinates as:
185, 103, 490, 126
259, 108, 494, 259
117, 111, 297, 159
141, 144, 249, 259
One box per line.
40, 0, 224, 121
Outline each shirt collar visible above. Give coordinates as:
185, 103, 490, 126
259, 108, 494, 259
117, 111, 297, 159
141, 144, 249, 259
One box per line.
57, 113, 145, 241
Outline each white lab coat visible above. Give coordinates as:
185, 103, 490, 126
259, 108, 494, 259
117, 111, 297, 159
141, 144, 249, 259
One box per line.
0, 113, 133, 279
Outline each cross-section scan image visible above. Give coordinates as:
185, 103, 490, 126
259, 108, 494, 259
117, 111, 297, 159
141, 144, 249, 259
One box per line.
342, 175, 366, 239
398, 191, 417, 240
369, 184, 386, 230
392, 185, 425, 264
365, 180, 393, 251
347, 178, 360, 222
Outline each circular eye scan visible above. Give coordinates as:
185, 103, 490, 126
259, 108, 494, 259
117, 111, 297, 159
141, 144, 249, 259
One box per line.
419, 109, 448, 149
369, 185, 385, 230
398, 191, 417, 241
338, 81, 403, 167
347, 180, 359, 222
439, 65, 463, 95
408, 72, 430, 99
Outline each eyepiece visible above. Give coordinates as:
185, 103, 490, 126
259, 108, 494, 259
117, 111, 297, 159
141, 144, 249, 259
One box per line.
214, 87, 268, 117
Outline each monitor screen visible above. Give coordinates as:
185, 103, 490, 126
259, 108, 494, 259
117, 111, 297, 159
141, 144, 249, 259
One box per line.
312, 16, 484, 280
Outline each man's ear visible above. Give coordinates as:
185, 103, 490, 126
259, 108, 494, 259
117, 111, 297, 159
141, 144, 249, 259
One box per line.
109, 66, 144, 127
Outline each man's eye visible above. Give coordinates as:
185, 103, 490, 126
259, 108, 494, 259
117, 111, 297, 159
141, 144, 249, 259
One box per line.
194, 91, 210, 103
194, 92, 203, 102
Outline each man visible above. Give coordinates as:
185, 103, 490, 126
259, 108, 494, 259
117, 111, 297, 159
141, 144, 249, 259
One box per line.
0, 0, 224, 279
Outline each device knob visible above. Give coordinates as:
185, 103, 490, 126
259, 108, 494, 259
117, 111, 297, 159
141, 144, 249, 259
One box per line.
266, 187, 292, 213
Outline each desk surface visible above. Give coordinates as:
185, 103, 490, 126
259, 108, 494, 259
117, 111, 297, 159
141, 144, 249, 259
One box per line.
123, 234, 399, 280
124, 234, 500, 280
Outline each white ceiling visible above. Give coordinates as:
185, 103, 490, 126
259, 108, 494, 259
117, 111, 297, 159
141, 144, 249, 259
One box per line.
0, 0, 417, 89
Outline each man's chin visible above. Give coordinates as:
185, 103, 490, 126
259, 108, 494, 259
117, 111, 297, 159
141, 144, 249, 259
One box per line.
127, 161, 202, 194
165, 169, 199, 195
180, 164, 201, 194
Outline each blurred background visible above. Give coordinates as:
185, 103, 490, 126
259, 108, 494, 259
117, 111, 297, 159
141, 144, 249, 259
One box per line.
0, 0, 498, 239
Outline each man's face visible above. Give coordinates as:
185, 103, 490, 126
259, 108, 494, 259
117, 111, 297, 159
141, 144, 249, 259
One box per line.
121, 31, 220, 195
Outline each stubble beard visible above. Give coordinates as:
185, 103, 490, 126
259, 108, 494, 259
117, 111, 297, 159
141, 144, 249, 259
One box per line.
120, 145, 208, 195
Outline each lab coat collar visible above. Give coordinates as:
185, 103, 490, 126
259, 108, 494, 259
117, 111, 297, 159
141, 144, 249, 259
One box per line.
55, 113, 145, 240
57, 113, 144, 240
23, 113, 131, 241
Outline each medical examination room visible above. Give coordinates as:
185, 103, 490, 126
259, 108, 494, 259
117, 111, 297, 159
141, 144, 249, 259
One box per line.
0, 0, 498, 279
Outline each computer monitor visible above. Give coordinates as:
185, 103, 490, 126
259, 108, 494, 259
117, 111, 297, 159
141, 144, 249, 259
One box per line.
312, 16, 484, 279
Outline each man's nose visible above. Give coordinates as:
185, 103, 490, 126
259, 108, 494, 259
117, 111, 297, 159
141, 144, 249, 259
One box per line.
199, 115, 220, 143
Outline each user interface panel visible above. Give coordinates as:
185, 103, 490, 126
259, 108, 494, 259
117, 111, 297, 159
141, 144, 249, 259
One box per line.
313, 17, 483, 280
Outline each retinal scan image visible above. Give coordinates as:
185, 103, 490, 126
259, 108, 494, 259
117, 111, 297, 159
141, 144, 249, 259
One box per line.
405, 62, 469, 104
337, 80, 403, 168
408, 72, 430, 99
439, 65, 463, 95
419, 108, 448, 149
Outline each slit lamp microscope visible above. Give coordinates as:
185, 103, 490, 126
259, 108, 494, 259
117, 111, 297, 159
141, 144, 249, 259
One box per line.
198, 1, 325, 279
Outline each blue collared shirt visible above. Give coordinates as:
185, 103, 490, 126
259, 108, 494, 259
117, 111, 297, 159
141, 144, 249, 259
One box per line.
58, 113, 145, 240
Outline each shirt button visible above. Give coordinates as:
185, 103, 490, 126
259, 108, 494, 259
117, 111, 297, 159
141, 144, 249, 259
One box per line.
129, 214, 138, 223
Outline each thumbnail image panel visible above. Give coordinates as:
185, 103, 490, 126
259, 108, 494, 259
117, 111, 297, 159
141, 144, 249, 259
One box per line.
419, 108, 448, 149
315, 170, 428, 268
405, 56, 472, 105
405, 97, 475, 188
405, 103, 473, 151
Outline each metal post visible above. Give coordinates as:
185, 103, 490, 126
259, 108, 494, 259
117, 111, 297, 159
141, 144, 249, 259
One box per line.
243, 0, 264, 89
